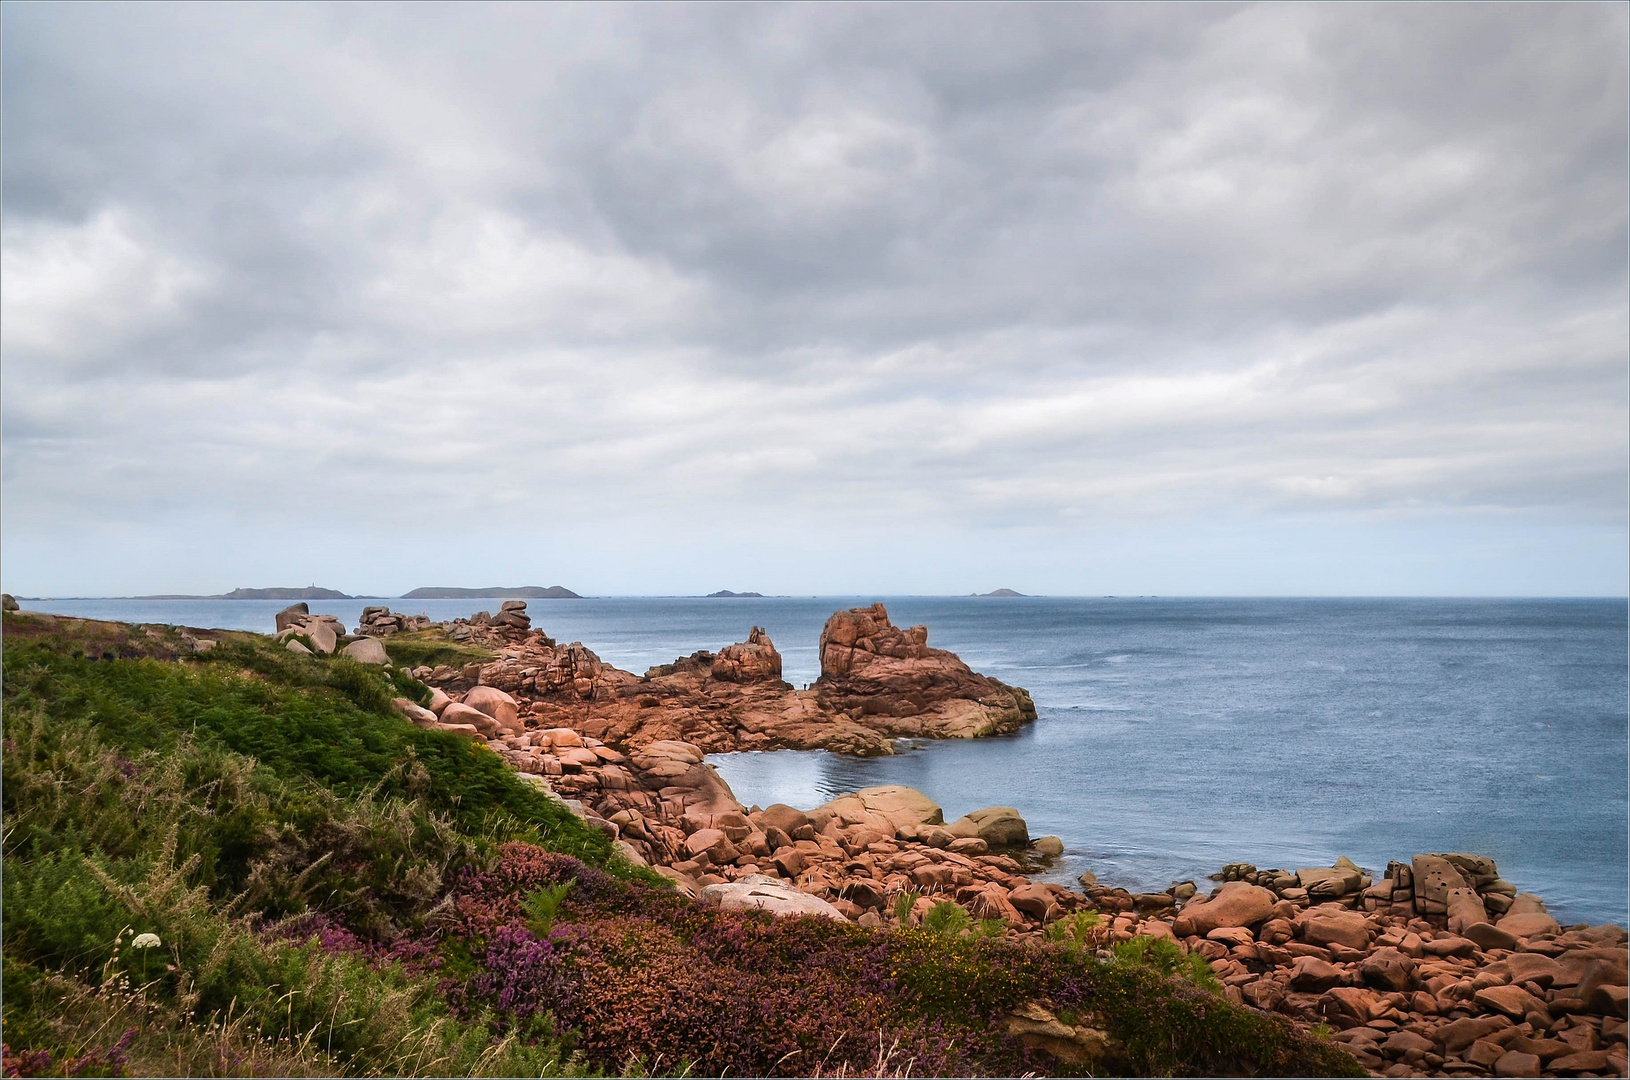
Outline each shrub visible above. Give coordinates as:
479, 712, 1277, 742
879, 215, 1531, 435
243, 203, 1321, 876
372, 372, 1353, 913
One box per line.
1111, 933, 1222, 993
1043, 909, 1107, 959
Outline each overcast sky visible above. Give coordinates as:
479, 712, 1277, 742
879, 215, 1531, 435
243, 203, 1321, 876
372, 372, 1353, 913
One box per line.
2, 2, 1625, 597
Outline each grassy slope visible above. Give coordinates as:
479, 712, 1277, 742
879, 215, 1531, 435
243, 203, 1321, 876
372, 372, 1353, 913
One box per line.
0, 612, 1361, 1078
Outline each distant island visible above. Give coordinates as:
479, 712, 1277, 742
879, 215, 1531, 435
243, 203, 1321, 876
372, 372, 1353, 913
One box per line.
134, 586, 355, 600
707, 590, 764, 598
401, 585, 582, 599
972, 588, 1026, 597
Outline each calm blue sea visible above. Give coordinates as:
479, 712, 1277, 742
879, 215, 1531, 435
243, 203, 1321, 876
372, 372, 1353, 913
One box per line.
14, 595, 1628, 927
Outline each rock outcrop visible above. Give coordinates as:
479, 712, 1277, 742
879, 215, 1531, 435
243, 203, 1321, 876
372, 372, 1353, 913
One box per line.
709, 626, 784, 683
404, 602, 1037, 756
383, 639, 1628, 1080
274, 610, 346, 654
356, 606, 434, 637
814, 603, 1037, 738
949, 806, 1030, 847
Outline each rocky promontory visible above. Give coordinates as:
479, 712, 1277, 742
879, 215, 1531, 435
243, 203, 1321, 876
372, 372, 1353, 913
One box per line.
387, 601, 1035, 756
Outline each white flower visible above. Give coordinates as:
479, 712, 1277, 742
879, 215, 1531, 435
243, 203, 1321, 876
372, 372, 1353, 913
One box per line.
130, 933, 162, 949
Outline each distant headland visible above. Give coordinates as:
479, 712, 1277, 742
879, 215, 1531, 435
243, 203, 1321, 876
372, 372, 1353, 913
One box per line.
400, 585, 582, 599
972, 588, 1027, 597
707, 590, 764, 598
134, 586, 356, 600
105, 584, 586, 600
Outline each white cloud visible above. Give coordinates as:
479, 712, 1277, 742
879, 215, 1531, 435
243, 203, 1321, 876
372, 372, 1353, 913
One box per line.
1, 209, 208, 361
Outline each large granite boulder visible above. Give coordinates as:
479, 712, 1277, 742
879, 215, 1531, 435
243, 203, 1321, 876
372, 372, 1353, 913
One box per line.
391, 697, 440, 727
629, 740, 704, 778
441, 701, 503, 737
1412, 854, 1470, 915
948, 806, 1028, 847
813, 603, 1036, 738
812, 786, 944, 835
463, 686, 521, 733
341, 637, 390, 665
1298, 906, 1373, 951
1173, 881, 1278, 936
1448, 886, 1490, 935
699, 875, 845, 920
711, 627, 784, 683
1498, 911, 1563, 939
275, 603, 310, 632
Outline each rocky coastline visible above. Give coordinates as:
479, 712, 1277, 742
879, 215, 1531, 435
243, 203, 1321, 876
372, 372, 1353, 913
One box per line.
281, 598, 1626, 1078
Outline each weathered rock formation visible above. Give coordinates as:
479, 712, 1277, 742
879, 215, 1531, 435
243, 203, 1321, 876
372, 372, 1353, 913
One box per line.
408, 602, 1036, 757
710, 626, 784, 683
355, 606, 434, 637
387, 645, 1628, 1080
274, 608, 347, 654
814, 603, 1037, 738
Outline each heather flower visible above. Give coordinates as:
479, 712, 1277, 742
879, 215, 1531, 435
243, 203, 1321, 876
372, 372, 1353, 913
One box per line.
467, 926, 570, 1027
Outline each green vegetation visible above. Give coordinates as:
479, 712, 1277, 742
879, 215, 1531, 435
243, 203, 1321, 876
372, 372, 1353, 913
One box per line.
918, 900, 1005, 940
2, 611, 1360, 1078
1043, 910, 1107, 959
378, 628, 496, 671
0, 612, 639, 1077
522, 881, 575, 938
1111, 934, 1224, 993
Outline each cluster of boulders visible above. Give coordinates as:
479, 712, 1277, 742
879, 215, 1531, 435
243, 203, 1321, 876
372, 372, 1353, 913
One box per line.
273, 603, 390, 664
388, 684, 1081, 928
405, 604, 1038, 759
1134, 861, 1629, 1079
274, 604, 350, 656
1203, 855, 1575, 954
355, 606, 433, 637
446, 600, 534, 642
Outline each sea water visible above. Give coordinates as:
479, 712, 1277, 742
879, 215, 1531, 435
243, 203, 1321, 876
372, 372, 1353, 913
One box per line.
16, 595, 1627, 926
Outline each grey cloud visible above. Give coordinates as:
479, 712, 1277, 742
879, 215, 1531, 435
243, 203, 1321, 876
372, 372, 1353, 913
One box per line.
1, 2, 1624, 595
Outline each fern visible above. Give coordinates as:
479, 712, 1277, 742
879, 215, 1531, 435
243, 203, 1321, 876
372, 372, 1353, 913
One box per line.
522, 880, 574, 937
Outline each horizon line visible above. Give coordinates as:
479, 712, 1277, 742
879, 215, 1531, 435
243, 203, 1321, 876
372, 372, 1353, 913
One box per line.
9, 592, 1628, 602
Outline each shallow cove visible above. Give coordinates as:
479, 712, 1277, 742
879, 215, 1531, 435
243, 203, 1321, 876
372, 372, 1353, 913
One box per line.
706, 597, 1628, 927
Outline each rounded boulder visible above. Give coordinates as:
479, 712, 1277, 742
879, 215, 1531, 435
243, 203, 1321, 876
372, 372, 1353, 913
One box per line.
341, 637, 390, 665
948, 806, 1028, 847
462, 686, 521, 733
441, 701, 502, 737
699, 875, 845, 921
1172, 881, 1278, 937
